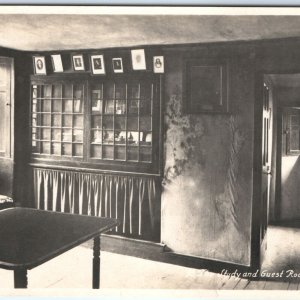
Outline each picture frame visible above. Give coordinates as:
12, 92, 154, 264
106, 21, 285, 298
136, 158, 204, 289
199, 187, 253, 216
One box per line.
92, 99, 102, 112
91, 55, 105, 75
184, 59, 228, 114
91, 90, 102, 113
33, 56, 46, 75
153, 56, 164, 73
112, 58, 123, 73
72, 54, 85, 71
131, 49, 146, 70
51, 54, 63, 73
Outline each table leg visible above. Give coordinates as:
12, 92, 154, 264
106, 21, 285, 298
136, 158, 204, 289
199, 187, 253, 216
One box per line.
14, 268, 28, 288
93, 235, 101, 289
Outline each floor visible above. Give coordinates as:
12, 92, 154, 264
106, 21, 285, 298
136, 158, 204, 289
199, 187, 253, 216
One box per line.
0, 225, 300, 291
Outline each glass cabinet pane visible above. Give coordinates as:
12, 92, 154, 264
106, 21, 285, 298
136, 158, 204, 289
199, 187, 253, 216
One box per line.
62, 129, 72, 142
140, 132, 152, 146
103, 116, 114, 130
51, 142, 61, 155
52, 114, 61, 127
140, 116, 151, 131
115, 84, 126, 99
53, 100, 61, 112
42, 85, 52, 98
127, 147, 138, 161
42, 100, 51, 112
41, 142, 50, 154
128, 83, 140, 99
41, 114, 51, 126
128, 117, 138, 131
115, 100, 126, 114
31, 81, 84, 159
91, 145, 102, 158
91, 129, 102, 144
73, 129, 83, 142
92, 115, 102, 129
140, 147, 152, 162
63, 83, 73, 98
91, 85, 103, 114
127, 131, 139, 145
140, 100, 151, 115
53, 85, 62, 98
115, 146, 125, 160
104, 100, 114, 114
104, 83, 114, 99
52, 129, 61, 141
128, 100, 139, 114
103, 130, 114, 144
74, 115, 83, 128
62, 115, 72, 127
62, 143, 72, 156
103, 145, 114, 159
73, 144, 83, 156
63, 99, 73, 112
88, 79, 155, 165
115, 116, 126, 130
115, 131, 126, 144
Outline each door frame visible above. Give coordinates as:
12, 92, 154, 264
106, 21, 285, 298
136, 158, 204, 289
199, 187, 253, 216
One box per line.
251, 71, 264, 272
251, 70, 300, 271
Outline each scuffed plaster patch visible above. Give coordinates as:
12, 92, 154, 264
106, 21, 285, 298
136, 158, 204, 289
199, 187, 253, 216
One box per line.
163, 92, 206, 184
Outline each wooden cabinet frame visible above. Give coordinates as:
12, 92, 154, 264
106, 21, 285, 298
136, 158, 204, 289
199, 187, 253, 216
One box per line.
30, 74, 162, 175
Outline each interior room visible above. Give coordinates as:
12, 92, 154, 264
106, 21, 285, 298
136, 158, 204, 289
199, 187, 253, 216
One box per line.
2, 7, 300, 290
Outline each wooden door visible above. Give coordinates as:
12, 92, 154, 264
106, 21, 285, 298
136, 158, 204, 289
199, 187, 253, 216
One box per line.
0, 57, 14, 196
260, 82, 272, 264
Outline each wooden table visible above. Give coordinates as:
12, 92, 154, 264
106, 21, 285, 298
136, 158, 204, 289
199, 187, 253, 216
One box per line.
0, 207, 119, 289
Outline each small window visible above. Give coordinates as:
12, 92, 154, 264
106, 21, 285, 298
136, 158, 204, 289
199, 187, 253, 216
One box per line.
284, 108, 300, 155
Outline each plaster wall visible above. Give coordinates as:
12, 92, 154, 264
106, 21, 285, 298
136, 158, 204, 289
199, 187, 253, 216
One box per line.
161, 49, 255, 265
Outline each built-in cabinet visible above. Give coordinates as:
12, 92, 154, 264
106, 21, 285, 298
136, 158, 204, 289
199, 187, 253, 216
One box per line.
30, 74, 160, 174
30, 73, 162, 241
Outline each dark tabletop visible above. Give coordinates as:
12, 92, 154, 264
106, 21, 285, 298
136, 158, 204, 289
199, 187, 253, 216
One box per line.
0, 207, 119, 270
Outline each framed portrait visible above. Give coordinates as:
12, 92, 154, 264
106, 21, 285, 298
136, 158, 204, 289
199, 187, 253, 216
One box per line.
51, 54, 63, 73
72, 54, 85, 71
131, 49, 146, 70
91, 55, 105, 75
112, 58, 123, 73
153, 56, 164, 73
33, 56, 46, 75
184, 59, 228, 114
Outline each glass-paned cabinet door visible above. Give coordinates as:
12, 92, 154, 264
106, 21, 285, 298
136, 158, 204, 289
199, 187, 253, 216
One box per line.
31, 81, 85, 159
89, 78, 155, 165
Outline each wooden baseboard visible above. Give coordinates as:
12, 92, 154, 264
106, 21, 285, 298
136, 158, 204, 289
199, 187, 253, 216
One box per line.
82, 234, 250, 274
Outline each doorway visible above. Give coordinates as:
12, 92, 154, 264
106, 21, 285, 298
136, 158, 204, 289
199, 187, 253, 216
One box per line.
257, 73, 300, 278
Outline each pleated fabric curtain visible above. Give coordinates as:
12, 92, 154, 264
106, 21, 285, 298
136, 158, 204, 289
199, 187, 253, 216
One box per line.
33, 168, 160, 240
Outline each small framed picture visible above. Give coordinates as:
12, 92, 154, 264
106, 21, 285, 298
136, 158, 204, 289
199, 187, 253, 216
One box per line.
51, 54, 63, 73
131, 49, 146, 70
112, 58, 123, 73
91, 55, 105, 75
72, 54, 85, 71
33, 56, 46, 75
184, 59, 228, 114
153, 56, 164, 73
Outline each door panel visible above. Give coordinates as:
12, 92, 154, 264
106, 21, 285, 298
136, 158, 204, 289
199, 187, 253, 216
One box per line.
260, 83, 272, 264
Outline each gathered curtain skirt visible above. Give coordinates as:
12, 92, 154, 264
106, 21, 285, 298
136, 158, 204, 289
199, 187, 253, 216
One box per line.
32, 168, 160, 240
